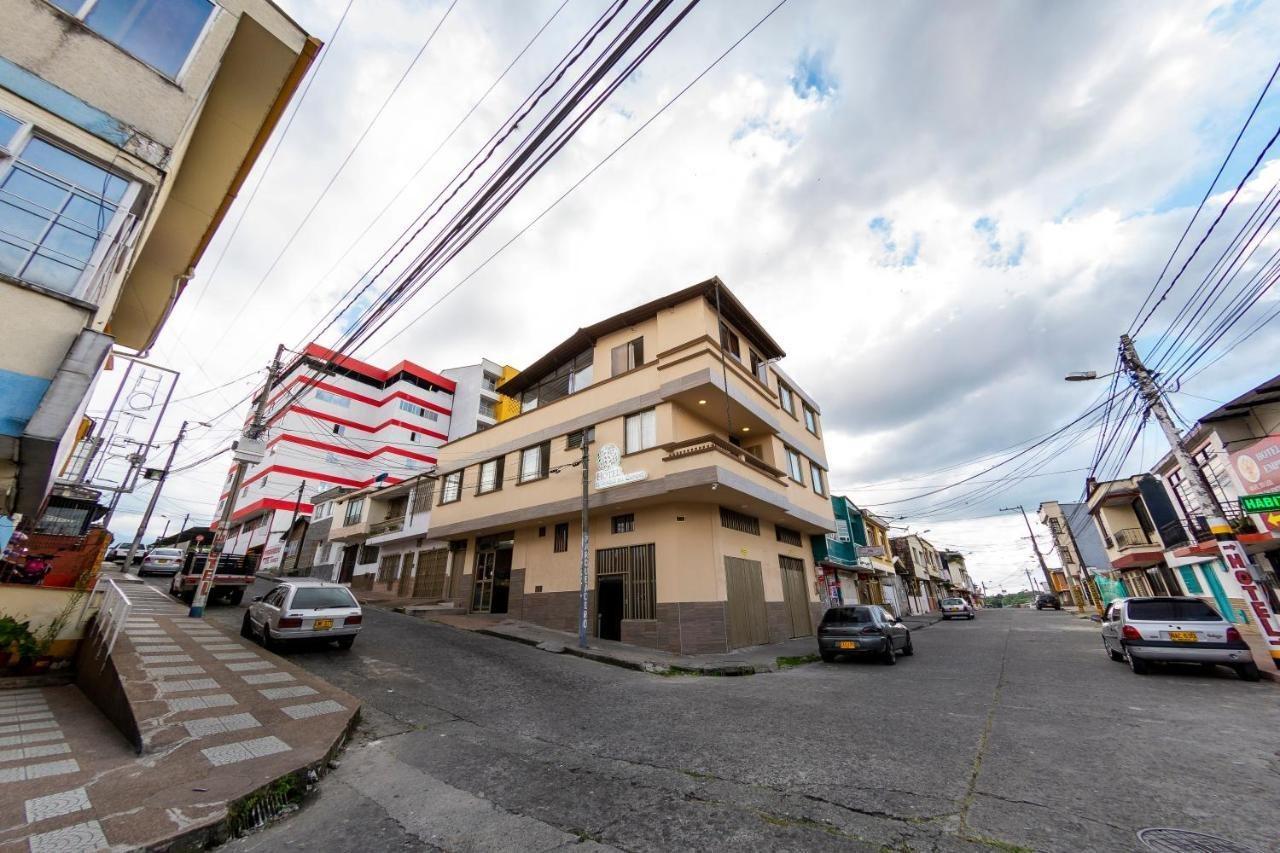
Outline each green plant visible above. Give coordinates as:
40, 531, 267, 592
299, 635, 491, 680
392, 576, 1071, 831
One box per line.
0, 615, 42, 663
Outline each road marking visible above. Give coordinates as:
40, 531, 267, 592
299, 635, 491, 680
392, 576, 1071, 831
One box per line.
259, 686, 317, 700
27, 819, 107, 853
280, 700, 346, 720
23, 786, 90, 823
0, 758, 79, 783
0, 743, 71, 762
166, 694, 236, 713
201, 735, 290, 767
241, 672, 294, 685
183, 713, 261, 738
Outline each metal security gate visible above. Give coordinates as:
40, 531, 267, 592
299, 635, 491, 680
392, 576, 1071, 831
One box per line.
377, 553, 399, 587
724, 557, 768, 649
596, 544, 657, 638
779, 555, 812, 637
397, 553, 415, 596
414, 549, 449, 599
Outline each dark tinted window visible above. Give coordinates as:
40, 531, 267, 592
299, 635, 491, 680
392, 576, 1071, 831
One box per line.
290, 587, 358, 610
1127, 599, 1221, 622
821, 607, 875, 625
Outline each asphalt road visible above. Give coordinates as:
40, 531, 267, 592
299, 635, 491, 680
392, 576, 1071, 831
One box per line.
145, 577, 1280, 852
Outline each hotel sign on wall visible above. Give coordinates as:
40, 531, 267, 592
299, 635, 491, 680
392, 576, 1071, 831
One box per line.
1230, 435, 1280, 532
595, 444, 647, 490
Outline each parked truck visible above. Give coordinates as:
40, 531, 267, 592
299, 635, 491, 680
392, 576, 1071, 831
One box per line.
168, 552, 257, 605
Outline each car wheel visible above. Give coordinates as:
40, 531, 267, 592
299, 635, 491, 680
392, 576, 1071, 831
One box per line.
968, 614, 975, 620
1235, 663, 1261, 682
336, 635, 355, 650
1104, 638, 1124, 662
819, 650, 836, 663
240, 613, 253, 639
262, 626, 277, 652
1127, 652, 1150, 675
228, 588, 245, 606
881, 643, 897, 666
901, 634, 914, 657
181, 588, 195, 605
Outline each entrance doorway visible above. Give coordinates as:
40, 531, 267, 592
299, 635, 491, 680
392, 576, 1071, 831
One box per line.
597, 576, 625, 640
338, 545, 358, 583
778, 555, 811, 638
414, 549, 449, 599
472, 532, 514, 614
725, 556, 769, 649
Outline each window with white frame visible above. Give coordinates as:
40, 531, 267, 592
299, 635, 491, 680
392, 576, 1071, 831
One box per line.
784, 446, 804, 484
803, 403, 819, 436
441, 471, 463, 504
520, 442, 549, 483
778, 383, 795, 416
478, 457, 503, 494
51, 0, 216, 80
0, 133, 135, 298
810, 462, 826, 496
624, 408, 656, 454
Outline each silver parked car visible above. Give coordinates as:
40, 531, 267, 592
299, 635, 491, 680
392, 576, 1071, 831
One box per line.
242, 580, 362, 650
1098, 596, 1259, 681
138, 547, 185, 576
939, 597, 974, 620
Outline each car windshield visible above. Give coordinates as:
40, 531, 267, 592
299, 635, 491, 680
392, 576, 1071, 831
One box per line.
290, 587, 358, 610
821, 607, 874, 625
150, 549, 183, 557
941, 598, 964, 605
1127, 599, 1222, 622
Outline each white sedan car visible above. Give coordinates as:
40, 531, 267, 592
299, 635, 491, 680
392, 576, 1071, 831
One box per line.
940, 597, 975, 620
241, 580, 362, 650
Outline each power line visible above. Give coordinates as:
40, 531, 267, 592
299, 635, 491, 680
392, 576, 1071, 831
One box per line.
206, 0, 462, 352
1127, 57, 1280, 337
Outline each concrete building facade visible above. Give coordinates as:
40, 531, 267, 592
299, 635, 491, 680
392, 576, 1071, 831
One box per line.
0, 0, 316, 520
424, 278, 836, 654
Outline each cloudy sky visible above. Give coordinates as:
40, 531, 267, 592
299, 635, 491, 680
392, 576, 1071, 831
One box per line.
95, 0, 1280, 589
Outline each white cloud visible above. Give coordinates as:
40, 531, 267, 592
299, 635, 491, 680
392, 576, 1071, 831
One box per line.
93, 0, 1280, 586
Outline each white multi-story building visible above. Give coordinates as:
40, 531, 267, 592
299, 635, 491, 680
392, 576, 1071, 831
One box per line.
217, 344, 505, 570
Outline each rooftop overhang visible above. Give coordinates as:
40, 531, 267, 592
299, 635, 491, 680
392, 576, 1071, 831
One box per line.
1171, 532, 1278, 559
498, 277, 785, 398
109, 20, 320, 350
1110, 551, 1165, 570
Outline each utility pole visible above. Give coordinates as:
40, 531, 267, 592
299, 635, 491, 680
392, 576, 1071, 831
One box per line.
190, 345, 284, 618
1119, 334, 1280, 666
159, 516, 172, 542
578, 439, 590, 649
1001, 505, 1055, 592
1023, 567, 1038, 594
100, 444, 147, 529
282, 479, 307, 577
122, 421, 188, 571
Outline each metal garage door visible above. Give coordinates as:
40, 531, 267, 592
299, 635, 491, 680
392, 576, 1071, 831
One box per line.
779, 555, 812, 638
724, 556, 769, 649
414, 549, 449, 599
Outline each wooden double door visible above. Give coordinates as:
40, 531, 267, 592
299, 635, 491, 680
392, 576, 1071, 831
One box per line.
725, 556, 812, 650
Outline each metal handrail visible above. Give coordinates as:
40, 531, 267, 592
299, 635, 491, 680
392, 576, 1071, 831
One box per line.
75, 575, 134, 662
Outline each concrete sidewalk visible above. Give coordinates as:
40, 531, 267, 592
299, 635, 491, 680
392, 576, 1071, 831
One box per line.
416, 610, 946, 675
0, 584, 360, 851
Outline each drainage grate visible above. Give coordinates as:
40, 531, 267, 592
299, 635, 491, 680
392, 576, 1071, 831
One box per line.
1137, 828, 1260, 853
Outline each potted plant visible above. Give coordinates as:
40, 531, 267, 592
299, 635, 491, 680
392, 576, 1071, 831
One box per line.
0, 616, 42, 673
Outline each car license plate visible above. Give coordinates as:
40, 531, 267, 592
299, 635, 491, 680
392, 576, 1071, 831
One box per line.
313, 619, 333, 630
837, 641, 857, 649
1169, 631, 1197, 643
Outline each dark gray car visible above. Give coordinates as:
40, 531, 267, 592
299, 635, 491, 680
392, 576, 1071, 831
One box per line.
818, 605, 913, 665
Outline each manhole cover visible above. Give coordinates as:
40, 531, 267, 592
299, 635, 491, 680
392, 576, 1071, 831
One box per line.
1137, 828, 1259, 853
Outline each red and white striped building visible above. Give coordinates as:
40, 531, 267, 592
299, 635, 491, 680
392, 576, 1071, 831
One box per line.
216, 344, 496, 569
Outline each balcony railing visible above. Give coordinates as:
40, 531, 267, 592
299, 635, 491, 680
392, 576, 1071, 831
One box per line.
369, 516, 405, 536
1112, 527, 1153, 549
661, 434, 787, 480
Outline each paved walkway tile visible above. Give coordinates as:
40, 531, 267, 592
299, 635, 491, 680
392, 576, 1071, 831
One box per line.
225, 661, 274, 672
281, 700, 346, 720
259, 686, 317, 700
24, 785, 91, 822
183, 713, 261, 738
241, 672, 294, 685
201, 735, 290, 767
0, 758, 79, 784
27, 819, 107, 853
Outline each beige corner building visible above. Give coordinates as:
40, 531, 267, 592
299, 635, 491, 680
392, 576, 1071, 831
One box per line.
428, 278, 836, 654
